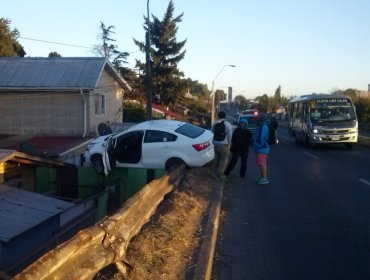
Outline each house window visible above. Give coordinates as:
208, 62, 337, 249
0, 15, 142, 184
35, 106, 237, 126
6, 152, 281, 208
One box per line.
95, 93, 106, 116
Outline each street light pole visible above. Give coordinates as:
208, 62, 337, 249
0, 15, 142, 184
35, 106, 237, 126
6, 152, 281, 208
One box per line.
145, 0, 152, 120
210, 64, 236, 124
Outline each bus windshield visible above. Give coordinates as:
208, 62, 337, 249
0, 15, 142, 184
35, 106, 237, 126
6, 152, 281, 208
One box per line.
309, 98, 356, 124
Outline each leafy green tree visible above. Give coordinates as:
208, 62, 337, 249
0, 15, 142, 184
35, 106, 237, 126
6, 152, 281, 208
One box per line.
354, 96, 370, 124
134, 0, 186, 107
342, 88, 357, 101
255, 94, 269, 113
0, 18, 26, 57
94, 21, 130, 77
268, 97, 280, 113
234, 95, 248, 110
48, 51, 61, 57
122, 100, 146, 122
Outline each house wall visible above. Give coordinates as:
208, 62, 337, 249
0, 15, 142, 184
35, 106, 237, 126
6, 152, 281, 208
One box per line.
0, 91, 84, 135
88, 69, 124, 136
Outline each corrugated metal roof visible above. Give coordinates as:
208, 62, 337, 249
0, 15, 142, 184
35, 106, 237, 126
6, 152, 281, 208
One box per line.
0, 150, 13, 162
0, 149, 74, 167
0, 184, 73, 242
0, 57, 130, 90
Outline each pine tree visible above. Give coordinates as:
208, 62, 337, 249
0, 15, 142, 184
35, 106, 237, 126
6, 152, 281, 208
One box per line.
134, 0, 186, 107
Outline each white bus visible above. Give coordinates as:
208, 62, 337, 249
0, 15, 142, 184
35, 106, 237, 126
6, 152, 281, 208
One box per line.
288, 93, 358, 149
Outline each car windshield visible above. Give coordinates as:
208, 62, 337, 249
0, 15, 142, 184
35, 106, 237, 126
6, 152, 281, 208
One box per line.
239, 115, 258, 126
175, 123, 205, 138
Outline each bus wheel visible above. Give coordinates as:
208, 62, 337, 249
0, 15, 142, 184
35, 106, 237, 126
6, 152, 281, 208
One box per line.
294, 133, 300, 144
305, 134, 315, 148
345, 143, 353, 150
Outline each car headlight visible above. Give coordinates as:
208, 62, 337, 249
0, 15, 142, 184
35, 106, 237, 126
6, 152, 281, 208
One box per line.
313, 129, 319, 134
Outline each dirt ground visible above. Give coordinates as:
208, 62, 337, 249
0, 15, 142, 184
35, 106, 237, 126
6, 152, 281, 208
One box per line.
94, 166, 218, 280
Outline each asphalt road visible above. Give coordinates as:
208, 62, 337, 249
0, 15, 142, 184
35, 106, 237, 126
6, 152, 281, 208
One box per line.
213, 125, 370, 280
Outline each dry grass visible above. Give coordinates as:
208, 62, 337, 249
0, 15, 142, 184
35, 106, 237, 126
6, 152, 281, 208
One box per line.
94, 167, 216, 280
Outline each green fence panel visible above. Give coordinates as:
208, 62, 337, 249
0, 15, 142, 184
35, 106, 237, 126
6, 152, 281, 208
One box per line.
77, 167, 105, 199
35, 167, 56, 194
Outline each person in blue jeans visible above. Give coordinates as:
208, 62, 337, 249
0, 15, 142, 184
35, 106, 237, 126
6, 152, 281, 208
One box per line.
253, 113, 270, 184
224, 119, 253, 178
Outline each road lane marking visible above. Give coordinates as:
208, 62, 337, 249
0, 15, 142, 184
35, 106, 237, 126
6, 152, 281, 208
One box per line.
358, 178, 370, 186
303, 151, 318, 159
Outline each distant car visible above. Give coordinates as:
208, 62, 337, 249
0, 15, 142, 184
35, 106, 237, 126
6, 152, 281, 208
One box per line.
236, 109, 260, 134
84, 120, 215, 174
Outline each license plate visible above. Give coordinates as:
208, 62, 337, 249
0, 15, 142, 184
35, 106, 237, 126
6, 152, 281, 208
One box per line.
331, 137, 340, 141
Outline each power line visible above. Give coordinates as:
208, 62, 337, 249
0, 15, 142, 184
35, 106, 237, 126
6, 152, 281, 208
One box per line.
19, 36, 140, 54
20, 36, 92, 49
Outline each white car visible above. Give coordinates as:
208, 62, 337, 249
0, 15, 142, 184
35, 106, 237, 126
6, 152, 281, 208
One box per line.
84, 120, 215, 174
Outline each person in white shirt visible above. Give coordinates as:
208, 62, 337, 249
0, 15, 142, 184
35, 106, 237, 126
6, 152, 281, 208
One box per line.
211, 111, 233, 180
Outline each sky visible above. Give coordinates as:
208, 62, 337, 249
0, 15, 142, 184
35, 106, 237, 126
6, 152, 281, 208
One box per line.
2, 0, 370, 99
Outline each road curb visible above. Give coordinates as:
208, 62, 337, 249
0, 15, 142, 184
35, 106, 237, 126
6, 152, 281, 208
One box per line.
192, 180, 224, 280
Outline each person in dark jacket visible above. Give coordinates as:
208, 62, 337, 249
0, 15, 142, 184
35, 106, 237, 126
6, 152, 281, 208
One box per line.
224, 119, 253, 178
270, 116, 279, 130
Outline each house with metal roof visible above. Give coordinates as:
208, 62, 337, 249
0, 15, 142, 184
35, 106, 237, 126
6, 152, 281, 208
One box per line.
0, 57, 131, 138
0, 59, 164, 276
0, 183, 91, 275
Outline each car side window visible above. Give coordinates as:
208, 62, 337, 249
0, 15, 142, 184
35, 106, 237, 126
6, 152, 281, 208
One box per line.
144, 130, 177, 143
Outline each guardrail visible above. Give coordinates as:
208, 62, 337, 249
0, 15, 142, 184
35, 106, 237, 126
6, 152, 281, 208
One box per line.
14, 169, 185, 280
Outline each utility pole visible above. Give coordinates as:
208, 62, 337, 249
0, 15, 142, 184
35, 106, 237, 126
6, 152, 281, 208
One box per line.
145, 0, 152, 120
146, 0, 154, 183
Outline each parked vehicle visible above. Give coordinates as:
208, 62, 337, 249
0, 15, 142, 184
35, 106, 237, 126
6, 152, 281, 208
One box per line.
84, 120, 214, 174
288, 93, 358, 149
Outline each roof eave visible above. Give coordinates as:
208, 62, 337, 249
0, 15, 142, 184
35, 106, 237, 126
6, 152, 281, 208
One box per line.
0, 87, 94, 92
103, 60, 132, 92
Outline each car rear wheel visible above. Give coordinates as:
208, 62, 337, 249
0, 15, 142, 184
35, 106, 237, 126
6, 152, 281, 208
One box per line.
165, 158, 185, 173
91, 155, 104, 174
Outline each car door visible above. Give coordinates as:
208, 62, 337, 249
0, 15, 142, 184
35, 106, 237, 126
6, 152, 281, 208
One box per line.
142, 130, 178, 169
113, 130, 144, 165
102, 135, 116, 175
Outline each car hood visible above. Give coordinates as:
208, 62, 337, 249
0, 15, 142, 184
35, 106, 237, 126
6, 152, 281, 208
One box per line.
90, 134, 114, 144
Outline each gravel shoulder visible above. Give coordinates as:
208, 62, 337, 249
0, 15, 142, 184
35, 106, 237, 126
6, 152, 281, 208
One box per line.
95, 167, 218, 280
